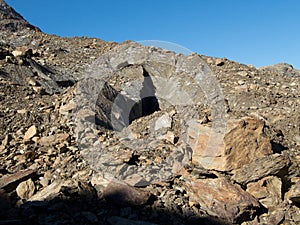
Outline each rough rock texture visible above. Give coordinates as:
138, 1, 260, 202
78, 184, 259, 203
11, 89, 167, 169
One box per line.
232, 154, 291, 185
0, 1, 299, 224
0, 0, 40, 32
184, 177, 260, 223
246, 176, 282, 209
286, 178, 300, 204
16, 178, 35, 199
187, 116, 273, 171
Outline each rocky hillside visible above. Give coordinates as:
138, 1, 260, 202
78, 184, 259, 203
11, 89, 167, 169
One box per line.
0, 1, 299, 224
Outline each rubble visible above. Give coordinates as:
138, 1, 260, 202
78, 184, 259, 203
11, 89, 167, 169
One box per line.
0, 0, 299, 224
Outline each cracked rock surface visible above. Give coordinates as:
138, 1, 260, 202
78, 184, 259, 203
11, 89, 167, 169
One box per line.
0, 1, 300, 224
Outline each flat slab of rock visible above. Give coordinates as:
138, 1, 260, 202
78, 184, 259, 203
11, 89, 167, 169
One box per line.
232, 154, 291, 185
187, 116, 272, 171
28, 180, 62, 201
184, 178, 260, 223
0, 169, 36, 192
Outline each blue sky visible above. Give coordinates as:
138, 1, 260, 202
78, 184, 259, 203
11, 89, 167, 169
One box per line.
6, 0, 300, 69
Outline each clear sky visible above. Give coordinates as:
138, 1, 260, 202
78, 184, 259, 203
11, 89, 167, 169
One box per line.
5, 0, 300, 69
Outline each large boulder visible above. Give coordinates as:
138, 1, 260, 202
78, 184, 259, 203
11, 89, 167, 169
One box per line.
184, 177, 260, 223
187, 116, 273, 171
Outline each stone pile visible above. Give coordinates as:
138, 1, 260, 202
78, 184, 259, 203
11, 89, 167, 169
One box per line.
0, 1, 299, 224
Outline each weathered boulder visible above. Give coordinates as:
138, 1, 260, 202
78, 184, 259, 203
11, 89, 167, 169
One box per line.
187, 116, 273, 171
16, 178, 35, 200
184, 178, 260, 223
246, 176, 282, 209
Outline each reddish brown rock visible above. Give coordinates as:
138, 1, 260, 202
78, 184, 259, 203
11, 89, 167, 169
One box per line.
184, 178, 260, 223
187, 116, 273, 171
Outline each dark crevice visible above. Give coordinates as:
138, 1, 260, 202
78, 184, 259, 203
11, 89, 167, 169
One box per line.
271, 141, 287, 154
95, 67, 160, 131
129, 68, 160, 124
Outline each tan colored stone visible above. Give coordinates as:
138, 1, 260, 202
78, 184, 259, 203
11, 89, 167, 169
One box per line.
246, 176, 282, 209
59, 101, 76, 115
38, 133, 70, 146
23, 125, 37, 142
259, 207, 285, 225
12, 46, 32, 57
16, 179, 35, 200
29, 181, 62, 201
17, 109, 27, 114
187, 116, 273, 171
184, 178, 260, 223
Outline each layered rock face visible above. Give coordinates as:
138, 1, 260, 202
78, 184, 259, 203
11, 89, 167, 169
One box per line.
0, 1, 300, 224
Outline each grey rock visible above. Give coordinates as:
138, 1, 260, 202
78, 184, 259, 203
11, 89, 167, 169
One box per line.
0, 0, 40, 32
232, 154, 291, 185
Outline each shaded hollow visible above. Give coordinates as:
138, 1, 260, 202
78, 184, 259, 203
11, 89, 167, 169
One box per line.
129, 68, 160, 124
95, 66, 160, 131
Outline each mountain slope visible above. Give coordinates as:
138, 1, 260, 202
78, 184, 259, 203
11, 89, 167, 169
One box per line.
0, 0, 40, 32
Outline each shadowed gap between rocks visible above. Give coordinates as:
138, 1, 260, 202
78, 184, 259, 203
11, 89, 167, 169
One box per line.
129, 68, 160, 124
0, 186, 229, 225
95, 67, 160, 131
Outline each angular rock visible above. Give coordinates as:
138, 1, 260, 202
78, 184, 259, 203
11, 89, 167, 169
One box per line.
232, 154, 291, 185
23, 125, 37, 142
246, 176, 282, 209
59, 101, 76, 115
12, 46, 32, 58
38, 133, 70, 146
154, 113, 172, 130
285, 205, 300, 224
16, 178, 35, 199
103, 181, 151, 207
187, 116, 273, 171
29, 181, 62, 201
0, 169, 36, 192
286, 178, 300, 204
258, 207, 285, 225
184, 178, 260, 223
